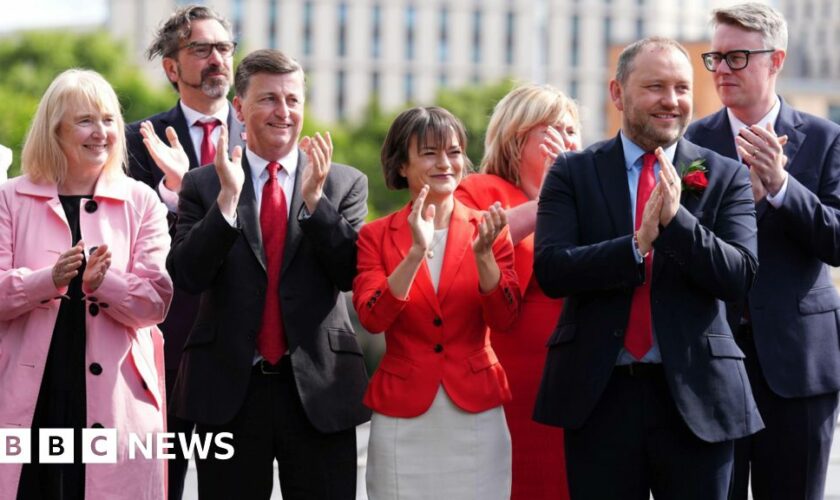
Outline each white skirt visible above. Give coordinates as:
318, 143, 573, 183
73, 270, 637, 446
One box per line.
366, 385, 512, 500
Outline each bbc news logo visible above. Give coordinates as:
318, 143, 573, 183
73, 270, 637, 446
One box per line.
0, 429, 234, 463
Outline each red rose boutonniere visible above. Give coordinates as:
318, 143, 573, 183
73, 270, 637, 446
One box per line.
679, 158, 708, 193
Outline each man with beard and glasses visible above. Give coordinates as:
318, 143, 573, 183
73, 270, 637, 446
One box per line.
687, 4, 840, 499
532, 37, 763, 499
125, 5, 244, 499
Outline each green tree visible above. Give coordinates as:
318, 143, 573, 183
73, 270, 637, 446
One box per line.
0, 30, 173, 177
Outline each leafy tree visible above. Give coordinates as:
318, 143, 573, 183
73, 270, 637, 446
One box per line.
0, 30, 173, 177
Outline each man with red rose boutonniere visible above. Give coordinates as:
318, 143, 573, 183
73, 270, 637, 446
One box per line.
533, 36, 761, 500
686, 4, 840, 499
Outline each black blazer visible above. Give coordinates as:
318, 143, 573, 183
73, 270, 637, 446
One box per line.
687, 99, 840, 398
126, 102, 246, 371
533, 134, 764, 443
166, 151, 371, 432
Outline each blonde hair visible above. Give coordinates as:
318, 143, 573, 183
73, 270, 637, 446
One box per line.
481, 84, 579, 185
712, 2, 788, 52
22, 69, 126, 185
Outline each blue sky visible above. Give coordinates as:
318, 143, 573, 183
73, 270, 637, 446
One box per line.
0, 0, 106, 33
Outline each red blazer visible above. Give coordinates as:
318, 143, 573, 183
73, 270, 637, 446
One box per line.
353, 200, 521, 418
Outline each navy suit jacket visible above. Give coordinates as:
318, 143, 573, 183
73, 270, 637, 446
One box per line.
687, 99, 840, 398
166, 152, 371, 432
125, 102, 245, 371
533, 134, 764, 443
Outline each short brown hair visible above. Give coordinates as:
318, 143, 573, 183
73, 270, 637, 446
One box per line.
146, 5, 232, 60
234, 49, 304, 98
712, 2, 788, 51
380, 106, 471, 190
616, 36, 690, 84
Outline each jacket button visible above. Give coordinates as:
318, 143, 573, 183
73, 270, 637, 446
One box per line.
433, 317, 442, 327
141, 380, 148, 390
91, 422, 104, 429
433, 344, 443, 353
374, 290, 382, 297
89, 303, 100, 316
89, 363, 103, 375
612, 329, 624, 338
100, 303, 109, 309
88, 296, 98, 302
84, 200, 98, 213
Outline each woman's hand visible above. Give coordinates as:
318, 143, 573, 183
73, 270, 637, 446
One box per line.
82, 244, 111, 292
473, 202, 507, 256
52, 241, 85, 288
408, 185, 435, 255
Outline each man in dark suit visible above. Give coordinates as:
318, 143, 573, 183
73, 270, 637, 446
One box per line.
124, 7, 244, 498
167, 49, 370, 499
685, 4, 840, 499
533, 37, 763, 499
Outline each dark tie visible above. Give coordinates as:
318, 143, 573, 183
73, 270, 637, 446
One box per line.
625, 153, 657, 360
257, 162, 288, 364
195, 119, 221, 166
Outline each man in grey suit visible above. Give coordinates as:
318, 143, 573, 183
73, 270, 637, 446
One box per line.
167, 49, 370, 500
686, 3, 840, 499
124, 6, 244, 499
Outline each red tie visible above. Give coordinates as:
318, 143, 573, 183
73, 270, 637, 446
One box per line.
257, 162, 288, 364
196, 119, 221, 165
625, 153, 657, 360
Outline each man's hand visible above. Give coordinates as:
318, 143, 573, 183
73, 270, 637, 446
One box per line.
214, 124, 244, 218
637, 183, 663, 256
140, 121, 190, 193
656, 147, 682, 227
736, 123, 788, 197
300, 131, 333, 214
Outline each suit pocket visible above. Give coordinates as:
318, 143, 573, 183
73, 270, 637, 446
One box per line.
798, 286, 840, 315
468, 347, 500, 373
377, 355, 413, 379
183, 323, 216, 348
328, 328, 363, 355
706, 334, 745, 359
545, 323, 576, 347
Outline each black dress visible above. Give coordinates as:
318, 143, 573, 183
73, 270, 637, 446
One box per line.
17, 195, 90, 500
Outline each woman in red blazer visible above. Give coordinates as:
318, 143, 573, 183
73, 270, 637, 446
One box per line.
353, 106, 521, 499
456, 84, 581, 500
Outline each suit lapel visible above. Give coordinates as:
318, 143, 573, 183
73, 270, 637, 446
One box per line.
280, 150, 306, 277
436, 201, 472, 304
238, 155, 267, 271
388, 204, 441, 315
594, 135, 633, 236
773, 98, 806, 181
700, 109, 739, 161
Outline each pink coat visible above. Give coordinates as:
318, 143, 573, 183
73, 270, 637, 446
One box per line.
0, 174, 173, 499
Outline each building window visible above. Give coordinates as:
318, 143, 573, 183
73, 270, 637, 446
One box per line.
371, 71, 380, 98
337, 70, 346, 120
438, 72, 447, 87
438, 6, 449, 63
303, 1, 314, 56
268, 0, 278, 49
570, 79, 579, 99
338, 3, 348, 57
372, 4, 381, 59
571, 15, 579, 68
471, 8, 482, 64
604, 16, 612, 49
405, 5, 416, 61
232, 0, 244, 40
829, 105, 840, 126
636, 17, 644, 39
505, 9, 515, 66
404, 72, 414, 102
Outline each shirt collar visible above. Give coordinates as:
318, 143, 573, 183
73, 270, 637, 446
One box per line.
727, 95, 781, 140
619, 131, 677, 171
246, 147, 299, 180
179, 100, 229, 126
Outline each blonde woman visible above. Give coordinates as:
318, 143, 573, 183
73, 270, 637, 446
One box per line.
455, 84, 581, 500
0, 69, 172, 499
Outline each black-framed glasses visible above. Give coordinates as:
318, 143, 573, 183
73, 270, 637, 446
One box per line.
701, 49, 775, 71
180, 41, 237, 59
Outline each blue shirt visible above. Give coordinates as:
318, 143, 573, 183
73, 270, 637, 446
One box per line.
616, 132, 677, 365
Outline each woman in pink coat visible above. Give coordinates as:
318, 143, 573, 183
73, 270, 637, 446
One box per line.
0, 69, 173, 499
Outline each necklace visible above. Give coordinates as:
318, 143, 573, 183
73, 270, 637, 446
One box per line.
426, 230, 446, 259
